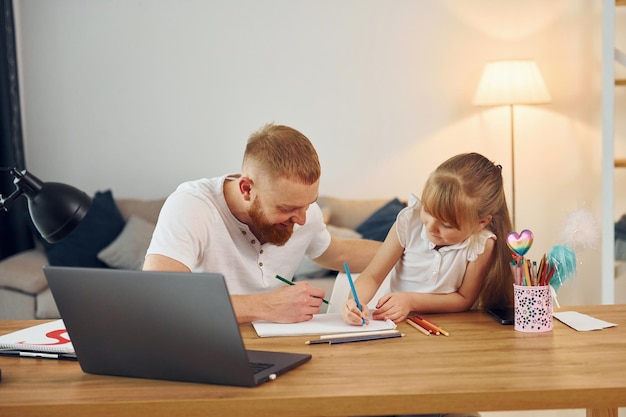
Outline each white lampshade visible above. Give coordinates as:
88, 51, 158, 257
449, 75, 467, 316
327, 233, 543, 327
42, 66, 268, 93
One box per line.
473, 60, 551, 106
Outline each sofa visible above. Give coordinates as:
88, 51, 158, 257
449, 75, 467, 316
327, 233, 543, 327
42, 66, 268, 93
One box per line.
0, 192, 405, 320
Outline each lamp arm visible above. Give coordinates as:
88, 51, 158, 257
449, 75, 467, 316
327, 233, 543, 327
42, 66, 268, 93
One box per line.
1, 166, 92, 243
0, 167, 45, 211
0, 187, 25, 211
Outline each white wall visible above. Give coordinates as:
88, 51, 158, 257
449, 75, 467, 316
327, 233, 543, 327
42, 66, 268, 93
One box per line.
13, 0, 618, 305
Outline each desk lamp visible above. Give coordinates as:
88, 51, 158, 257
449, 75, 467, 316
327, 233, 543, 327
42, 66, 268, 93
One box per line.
0, 167, 90, 382
0, 167, 91, 243
473, 60, 551, 228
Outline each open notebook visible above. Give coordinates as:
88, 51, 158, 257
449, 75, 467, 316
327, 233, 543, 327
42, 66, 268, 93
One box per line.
252, 272, 395, 337
43, 266, 311, 387
0, 319, 76, 360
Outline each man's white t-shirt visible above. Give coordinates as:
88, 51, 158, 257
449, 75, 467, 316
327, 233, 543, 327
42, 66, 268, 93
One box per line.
146, 175, 332, 294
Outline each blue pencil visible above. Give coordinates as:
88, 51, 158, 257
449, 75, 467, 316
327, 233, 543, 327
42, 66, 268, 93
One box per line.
344, 262, 366, 325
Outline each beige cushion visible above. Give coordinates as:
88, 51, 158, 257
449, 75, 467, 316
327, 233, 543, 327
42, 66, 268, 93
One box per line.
0, 288, 37, 319
115, 198, 165, 223
326, 225, 362, 239
36, 287, 61, 319
317, 196, 389, 230
97, 215, 156, 270
0, 249, 48, 294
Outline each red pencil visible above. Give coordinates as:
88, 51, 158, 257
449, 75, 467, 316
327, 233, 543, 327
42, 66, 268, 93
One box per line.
413, 315, 450, 336
414, 314, 440, 327
410, 316, 440, 335
546, 264, 556, 285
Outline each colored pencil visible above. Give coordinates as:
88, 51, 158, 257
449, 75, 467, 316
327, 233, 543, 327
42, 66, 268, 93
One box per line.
545, 265, 557, 285
274, 275, 329, 304
410, 316, 441, 336
405, 319, 430, 336
344, 263, 365, 325
305, 332, 404, 345
319, 329, 399, 340
537, 255, 546, 285
415, 315, 450, 337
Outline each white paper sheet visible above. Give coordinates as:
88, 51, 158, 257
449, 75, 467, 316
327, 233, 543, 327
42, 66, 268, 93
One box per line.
553, 311, 618, 331
252, 313, 397, 337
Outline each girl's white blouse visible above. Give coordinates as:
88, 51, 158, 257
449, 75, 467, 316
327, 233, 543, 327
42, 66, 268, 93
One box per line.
390, 194, 495, 294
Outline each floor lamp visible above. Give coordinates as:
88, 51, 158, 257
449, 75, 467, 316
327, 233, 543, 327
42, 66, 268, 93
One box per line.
473, 60, 551, 229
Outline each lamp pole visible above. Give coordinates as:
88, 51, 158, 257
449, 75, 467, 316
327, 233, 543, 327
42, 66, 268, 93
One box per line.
510, 104, 516, 230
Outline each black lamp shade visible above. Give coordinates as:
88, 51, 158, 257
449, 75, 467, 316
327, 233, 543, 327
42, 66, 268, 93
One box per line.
28, 183, 92, 243
11, 170, 92, 243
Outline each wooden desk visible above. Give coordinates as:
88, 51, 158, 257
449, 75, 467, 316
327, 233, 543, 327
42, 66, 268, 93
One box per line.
1, 305, 625, 417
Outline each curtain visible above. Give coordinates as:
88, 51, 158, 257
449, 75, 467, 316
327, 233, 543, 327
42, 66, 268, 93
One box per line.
0, 0, 34, 261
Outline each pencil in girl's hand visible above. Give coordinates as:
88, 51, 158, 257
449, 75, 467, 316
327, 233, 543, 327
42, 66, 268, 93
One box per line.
274, 275, 330, 304
344, 263, 365, 325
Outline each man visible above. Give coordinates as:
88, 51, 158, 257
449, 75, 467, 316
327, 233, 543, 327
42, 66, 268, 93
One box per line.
143, 123, 381, 324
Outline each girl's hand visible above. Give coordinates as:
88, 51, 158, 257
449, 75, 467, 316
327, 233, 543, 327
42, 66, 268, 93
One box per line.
341, 299, 370, 326
372, 293, 412, 323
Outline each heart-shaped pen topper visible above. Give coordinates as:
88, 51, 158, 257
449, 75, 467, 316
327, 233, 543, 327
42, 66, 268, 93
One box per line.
506, 229, 534, 258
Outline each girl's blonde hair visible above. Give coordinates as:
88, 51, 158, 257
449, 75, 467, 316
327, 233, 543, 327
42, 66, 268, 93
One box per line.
421, 152, 514, 309
243, 123, 321, 185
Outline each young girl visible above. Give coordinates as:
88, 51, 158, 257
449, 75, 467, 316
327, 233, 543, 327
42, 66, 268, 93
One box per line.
342, 152, 513, 325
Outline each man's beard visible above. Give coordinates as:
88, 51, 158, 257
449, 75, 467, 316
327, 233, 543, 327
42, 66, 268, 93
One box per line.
248, 197, 294, 246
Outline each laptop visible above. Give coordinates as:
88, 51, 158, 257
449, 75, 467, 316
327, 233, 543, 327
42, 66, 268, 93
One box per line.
43, 266, 311, 387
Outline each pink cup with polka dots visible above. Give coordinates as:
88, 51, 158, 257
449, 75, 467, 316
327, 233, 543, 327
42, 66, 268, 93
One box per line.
513, 284, 553, 332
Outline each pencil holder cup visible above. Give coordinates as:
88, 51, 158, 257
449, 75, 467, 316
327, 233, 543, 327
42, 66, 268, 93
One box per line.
513, 284, 553, 332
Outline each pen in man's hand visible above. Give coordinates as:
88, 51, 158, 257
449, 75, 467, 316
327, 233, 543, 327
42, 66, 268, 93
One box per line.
274, 275, 330, 304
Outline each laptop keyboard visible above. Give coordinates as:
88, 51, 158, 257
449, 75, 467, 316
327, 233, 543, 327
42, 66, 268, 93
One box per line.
250, 361, 274, 374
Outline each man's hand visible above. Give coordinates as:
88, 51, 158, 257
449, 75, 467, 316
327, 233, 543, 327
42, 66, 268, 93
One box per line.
233, 282, 326, 324
266, 283, 326, 322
